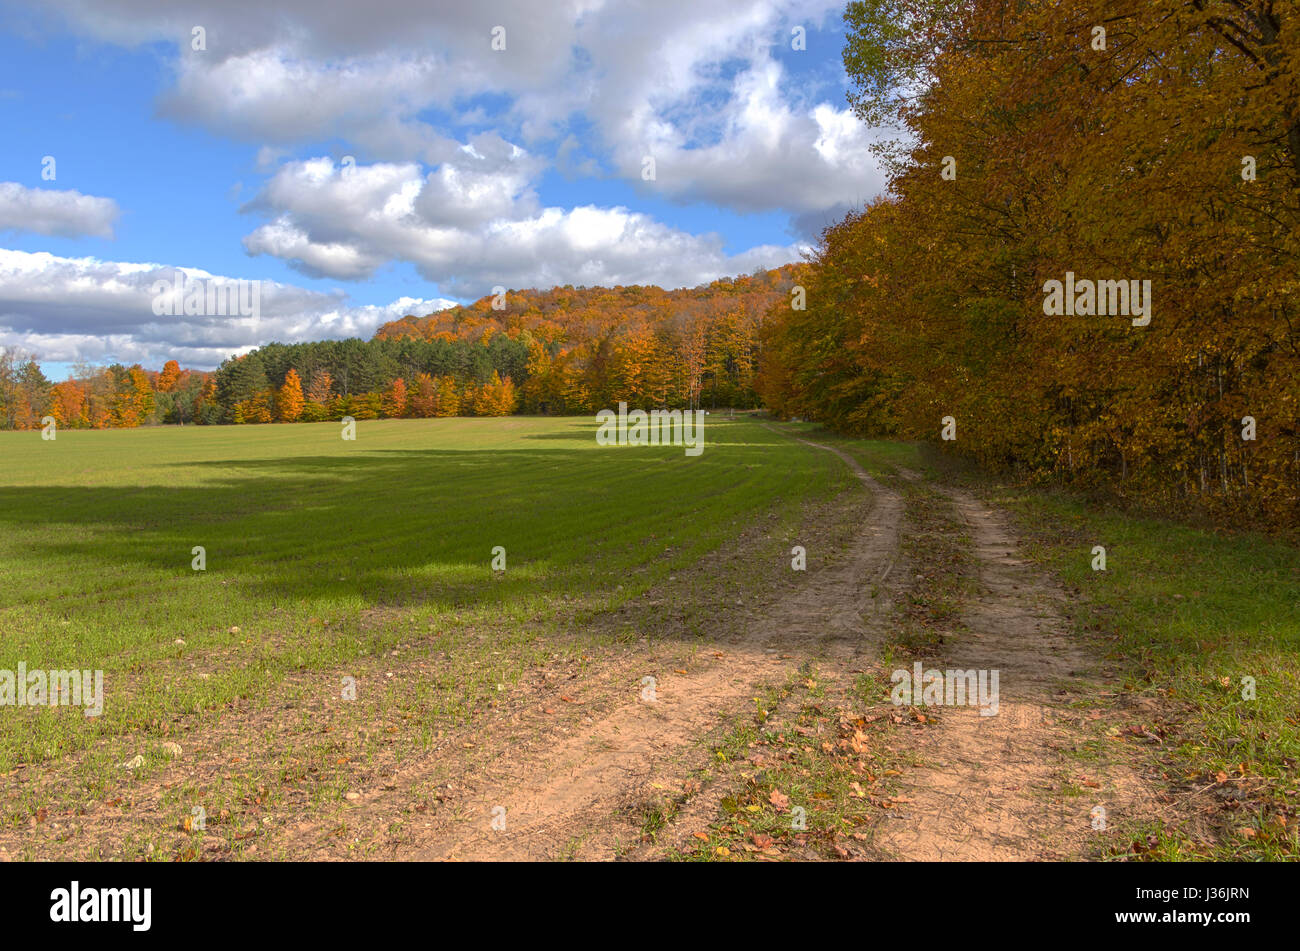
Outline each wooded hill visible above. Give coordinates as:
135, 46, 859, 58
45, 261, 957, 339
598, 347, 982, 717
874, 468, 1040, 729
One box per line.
207, 267, 798, 422
371, 267, 799, 414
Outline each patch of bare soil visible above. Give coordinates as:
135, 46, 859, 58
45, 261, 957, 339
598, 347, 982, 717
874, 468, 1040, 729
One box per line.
870, 484, 1156, 860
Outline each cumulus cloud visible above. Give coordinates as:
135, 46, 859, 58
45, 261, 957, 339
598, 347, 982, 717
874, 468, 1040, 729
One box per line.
0, 182, 121, 239
240, 156, 808, 295
0, 249, 455, 369
605, 59, 882, 218
31, 0, 883, 224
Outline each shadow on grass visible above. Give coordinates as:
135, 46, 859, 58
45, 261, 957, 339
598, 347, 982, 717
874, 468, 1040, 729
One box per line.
0, 439, 808, 623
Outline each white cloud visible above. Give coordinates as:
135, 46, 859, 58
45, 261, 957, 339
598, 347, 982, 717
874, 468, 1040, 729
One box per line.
604, 54, 881, 215
0, 182, 120, 239
0, 248, 455, 369
32, 0, 883, 224
239, 156, 809, 294
242, 218, 386, 281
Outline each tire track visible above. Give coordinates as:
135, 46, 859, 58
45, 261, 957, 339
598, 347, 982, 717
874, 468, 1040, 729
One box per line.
410, 432, 905, 860
870, 484, 1153, 860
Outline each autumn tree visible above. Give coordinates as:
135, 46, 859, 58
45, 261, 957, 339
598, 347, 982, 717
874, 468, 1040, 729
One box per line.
382, 376, 408, 418
409, 372, 437, 417
157, 360, 182, 392
306, 370, 334, 405
0, 349, 52, 430
107, 365, 155, 428
472, 371, 516, 416
48, 379, 88, 428
194, 378, 218, 424
277, 368, 305, 422
757, 0, 1300, 528
432, 376, 460, 417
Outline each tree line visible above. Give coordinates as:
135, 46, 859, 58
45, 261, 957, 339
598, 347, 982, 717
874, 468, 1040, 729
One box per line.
757, 0, 1300, 529
1, 352, 211, 429
2, 267, 792, 430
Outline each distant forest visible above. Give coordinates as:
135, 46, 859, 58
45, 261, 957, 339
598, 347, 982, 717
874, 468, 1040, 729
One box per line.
0, 266, 798, 429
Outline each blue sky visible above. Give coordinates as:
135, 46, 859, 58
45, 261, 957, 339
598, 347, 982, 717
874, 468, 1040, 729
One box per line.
0, 0, 884, 374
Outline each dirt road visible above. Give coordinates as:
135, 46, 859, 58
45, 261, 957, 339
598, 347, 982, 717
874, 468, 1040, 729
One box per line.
400, 434, 1149, 860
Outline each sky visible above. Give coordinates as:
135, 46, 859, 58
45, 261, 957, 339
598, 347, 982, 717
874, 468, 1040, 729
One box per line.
0, 0, 886, 376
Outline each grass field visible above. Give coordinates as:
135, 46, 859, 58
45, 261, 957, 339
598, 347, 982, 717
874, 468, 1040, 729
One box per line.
3, 416, 1296, 861
0, 416, 849, 776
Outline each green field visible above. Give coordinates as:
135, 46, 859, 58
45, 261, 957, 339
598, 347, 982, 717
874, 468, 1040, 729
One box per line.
4, 417, 1297, 861
0, 416, 850, 775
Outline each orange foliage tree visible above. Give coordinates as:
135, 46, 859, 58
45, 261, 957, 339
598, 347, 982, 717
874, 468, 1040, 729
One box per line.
157, 360, 182, 393
382, 377, 408, 418
277, 368, 305, 422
